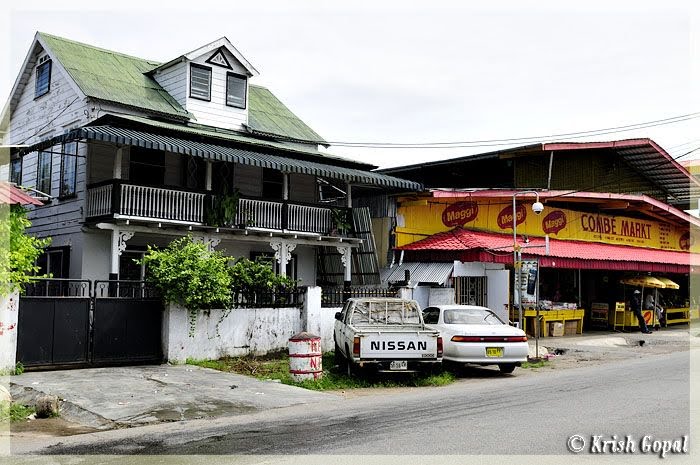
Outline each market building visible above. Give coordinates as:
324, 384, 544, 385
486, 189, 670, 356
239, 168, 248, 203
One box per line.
378, 140, 700, 334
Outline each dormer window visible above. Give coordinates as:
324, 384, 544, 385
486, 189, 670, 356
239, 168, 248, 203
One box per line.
190, 63, 211, 101
35, 58, 51, 98
226, 72, 247, 109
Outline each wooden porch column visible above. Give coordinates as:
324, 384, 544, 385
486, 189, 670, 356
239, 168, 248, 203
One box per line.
205, 161, 213, 191
110, 228, 134, 278
346, 182, 352, 208
113, 147, 123, 179
271, 240, 296, 277
337, 245, 352, 284
283, 173, 289, 201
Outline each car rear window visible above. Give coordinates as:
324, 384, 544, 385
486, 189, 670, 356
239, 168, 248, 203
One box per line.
351, 300, 421, 325
444, 309, 504, 325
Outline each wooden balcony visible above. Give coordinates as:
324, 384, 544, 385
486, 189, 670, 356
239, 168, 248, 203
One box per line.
86, 181, 350, 236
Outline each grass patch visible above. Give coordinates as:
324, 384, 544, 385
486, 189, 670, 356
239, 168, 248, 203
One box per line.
521, 359, 549, 369
0, 401, 36, 422
187, 352, 455, 391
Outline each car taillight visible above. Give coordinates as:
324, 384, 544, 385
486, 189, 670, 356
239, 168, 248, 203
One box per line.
451, 336, 482, 342
437, 337, 443, 357
451, 336, 528, 343
353, 337, 361, 357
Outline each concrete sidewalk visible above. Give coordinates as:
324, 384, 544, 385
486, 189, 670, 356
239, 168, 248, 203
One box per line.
9, 364, 338, 430
526, 325, 695, 360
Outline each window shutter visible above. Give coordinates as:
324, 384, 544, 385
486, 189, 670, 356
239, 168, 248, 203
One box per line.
226, 73, 247, 108
190, 65, 211, 100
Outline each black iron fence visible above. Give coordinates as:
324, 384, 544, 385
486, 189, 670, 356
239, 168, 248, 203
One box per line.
321, 286, 399, 308
23, 278, 91, 297
231, 287, 304, 308
94, 280, 161, 299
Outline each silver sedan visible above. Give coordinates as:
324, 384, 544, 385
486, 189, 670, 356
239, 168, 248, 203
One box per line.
422, 305, 529, 374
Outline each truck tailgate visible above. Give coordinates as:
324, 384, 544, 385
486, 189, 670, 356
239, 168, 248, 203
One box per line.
360, 332, 439, 359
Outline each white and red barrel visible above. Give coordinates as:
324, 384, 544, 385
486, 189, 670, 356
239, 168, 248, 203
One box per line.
288, 332, 323, 381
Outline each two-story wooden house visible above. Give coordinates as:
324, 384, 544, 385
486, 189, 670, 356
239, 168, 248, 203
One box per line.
3, 32, 420, 286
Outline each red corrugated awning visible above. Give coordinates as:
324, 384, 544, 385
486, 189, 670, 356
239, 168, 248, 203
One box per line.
398, 228, 697, 273
0, 182, 43, 206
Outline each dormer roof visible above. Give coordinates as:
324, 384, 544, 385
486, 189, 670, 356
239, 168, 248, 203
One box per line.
148, 37, 259, 77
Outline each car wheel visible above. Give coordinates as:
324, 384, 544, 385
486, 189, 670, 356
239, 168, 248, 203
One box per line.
498, 363, 516, 374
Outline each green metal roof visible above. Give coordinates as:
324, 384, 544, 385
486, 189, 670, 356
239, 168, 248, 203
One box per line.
248, 85, 326, 144
106, 113, 370, 168
38, 33, 328, 143
38, 33, 191, 120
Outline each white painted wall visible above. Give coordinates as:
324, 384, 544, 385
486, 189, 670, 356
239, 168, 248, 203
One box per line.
485, 269, 511, 322
164, 305, 303, 362
152, 60, 187, 107
428, 288, 456, 306
8, 47, 87, 146
453, 261, 485, 277
184, 48, 249, 130
0, 292, 19, 372
163, 287, 339, 362
81, 231, 111, 281
412, 285, 430, 309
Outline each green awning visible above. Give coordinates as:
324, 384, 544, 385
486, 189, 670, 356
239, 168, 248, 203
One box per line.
32, 125, 422, 190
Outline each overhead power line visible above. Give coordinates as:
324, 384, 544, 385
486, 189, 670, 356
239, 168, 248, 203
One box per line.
326, 112, 700, 149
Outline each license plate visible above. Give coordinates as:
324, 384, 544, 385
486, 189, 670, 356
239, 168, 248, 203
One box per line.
390, 360, 408, 370
486, 347, 504, 357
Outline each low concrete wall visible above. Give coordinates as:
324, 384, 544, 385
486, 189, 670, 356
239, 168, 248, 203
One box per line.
163, 287, 340, 362
164, 305, 304, 363
0, 291, 19, 372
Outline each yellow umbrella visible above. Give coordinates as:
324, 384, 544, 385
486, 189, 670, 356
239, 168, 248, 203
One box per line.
619, 276, 666, 289
656, 277, 680, 290
620, 276, 667, 328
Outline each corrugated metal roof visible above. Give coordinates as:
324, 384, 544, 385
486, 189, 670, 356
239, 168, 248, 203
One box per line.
39, 33, 192, 120
0, 182, 43, 205
55, 125, 421, 190
399, 228, 695, 273
381, 262, 453, 285
380, 139, 700, 207
248, 86, 327, 145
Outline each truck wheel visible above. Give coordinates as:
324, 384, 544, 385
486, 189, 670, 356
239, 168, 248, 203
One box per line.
334, 343, 343, 367
345, 345, 354, 376
498, 363, 516, 374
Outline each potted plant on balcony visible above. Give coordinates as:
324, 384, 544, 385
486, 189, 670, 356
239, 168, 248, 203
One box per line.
205, 189, 240, 228
329, 207, 352, 236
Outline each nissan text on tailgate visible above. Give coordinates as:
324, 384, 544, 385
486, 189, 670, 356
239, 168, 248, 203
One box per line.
334, 298, 443, 374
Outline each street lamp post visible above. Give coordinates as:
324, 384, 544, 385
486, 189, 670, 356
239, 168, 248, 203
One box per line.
512, 191, 544, 330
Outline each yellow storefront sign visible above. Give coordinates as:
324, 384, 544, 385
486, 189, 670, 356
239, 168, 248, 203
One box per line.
396, 198, 694, 253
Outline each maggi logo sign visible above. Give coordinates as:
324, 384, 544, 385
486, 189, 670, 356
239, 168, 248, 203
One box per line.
442, 201, 479, 227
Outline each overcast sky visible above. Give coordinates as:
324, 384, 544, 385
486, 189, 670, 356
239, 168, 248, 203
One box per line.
1, 0, 698, 168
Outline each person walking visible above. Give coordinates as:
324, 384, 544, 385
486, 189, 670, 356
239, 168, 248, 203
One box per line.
631, 290, 652, 334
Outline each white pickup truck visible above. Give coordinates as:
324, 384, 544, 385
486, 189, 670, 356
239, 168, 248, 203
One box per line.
334, 297, 443, 374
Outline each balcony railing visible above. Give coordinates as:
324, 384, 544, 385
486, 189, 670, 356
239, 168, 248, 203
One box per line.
86, 180, 349, 236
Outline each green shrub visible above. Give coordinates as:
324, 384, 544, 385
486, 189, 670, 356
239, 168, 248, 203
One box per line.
139, 236, 232, 311
0, 205, 51, 296
229, 258, 296, 292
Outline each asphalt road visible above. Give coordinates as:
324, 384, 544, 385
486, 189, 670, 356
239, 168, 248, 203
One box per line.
21, 349, 690, 456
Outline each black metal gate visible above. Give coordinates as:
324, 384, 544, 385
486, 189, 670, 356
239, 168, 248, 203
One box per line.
16, 280, 91, 368
92, 280, 163, 365
16, 279, 163, 370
